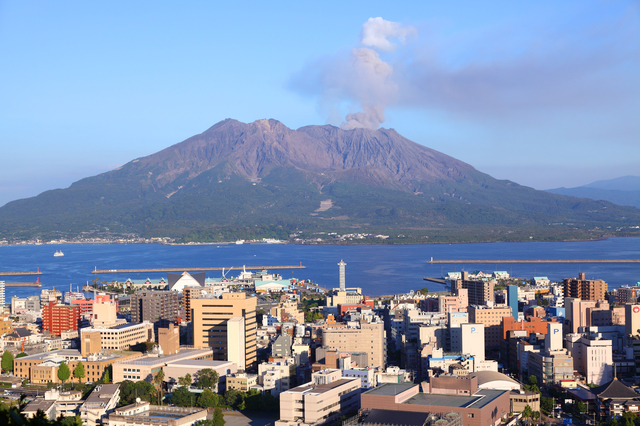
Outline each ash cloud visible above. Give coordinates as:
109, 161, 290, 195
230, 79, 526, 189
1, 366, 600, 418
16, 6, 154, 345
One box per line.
290, 9, 640, 136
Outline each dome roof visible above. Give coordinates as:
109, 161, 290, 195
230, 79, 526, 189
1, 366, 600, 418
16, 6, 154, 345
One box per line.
471, 371, 520, 391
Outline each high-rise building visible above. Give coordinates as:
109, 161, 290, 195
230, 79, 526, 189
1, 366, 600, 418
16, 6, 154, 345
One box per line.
563, 272, 607, 301
322, 321, 386, 368
191, 292, 257, 371
453, 272, 496, 305
507, 285, 518, 319
625, 304, 640, 337
183, 286, 204, 322
42, 301, 81, 336
0, 281, 5, 312
468, 305, 512, 349
131, 290, 180, 329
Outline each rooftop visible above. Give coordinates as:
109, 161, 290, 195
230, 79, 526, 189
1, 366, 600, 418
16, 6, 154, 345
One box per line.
405, 389, 506, 409
363, 383, 417, 396
363, 409, 431, 426
22, 398, 55, 413
19, 349, 135, 363
114, 348, 213, 366
288, 379, 357, 395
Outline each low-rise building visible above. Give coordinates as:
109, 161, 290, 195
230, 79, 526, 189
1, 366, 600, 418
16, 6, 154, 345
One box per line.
107, 402, 207, 426
276, 369, 361, 426
112, 347, 214, 383
80, 384, 120, 426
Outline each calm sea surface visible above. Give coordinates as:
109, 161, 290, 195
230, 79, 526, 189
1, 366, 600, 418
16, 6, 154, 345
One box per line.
1, 238, 639, 299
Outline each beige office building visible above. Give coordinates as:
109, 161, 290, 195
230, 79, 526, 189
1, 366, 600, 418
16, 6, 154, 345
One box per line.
80, 322, 154, 355
468, 305, 512, 349
191, 292, 257, 371
626, 304, 640, 337
277, 369, 361, 426
322, 321, 385, 368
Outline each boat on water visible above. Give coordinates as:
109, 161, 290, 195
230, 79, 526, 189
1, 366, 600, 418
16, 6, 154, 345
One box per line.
235, 240, 245, 245
53, 250, 64, 257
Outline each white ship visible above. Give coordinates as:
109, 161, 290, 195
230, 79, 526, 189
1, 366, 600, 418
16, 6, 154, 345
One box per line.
53, 250, 64, 257
235, 240, 245, 245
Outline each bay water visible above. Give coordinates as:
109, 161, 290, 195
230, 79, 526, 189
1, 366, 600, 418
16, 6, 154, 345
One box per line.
1, 237, 639, 299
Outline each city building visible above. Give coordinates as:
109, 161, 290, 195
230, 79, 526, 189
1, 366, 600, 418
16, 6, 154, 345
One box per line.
452, 272, 495, 306
131, 290, 180, 329
502, 317, 557, 340
322, 321, 385, 368
563, 273, 607, 301
593, 377, 640, 419
163, 359, 236, 391
276, 369, 361, 426
227, 372, 258, 392
112, 347, 214, 383
80, 322, 154, 355
42, 301, 81, 336
183, 286, 204, 322
360, 381, 510, 426
569, 335, 613, 385
107, 403, 207, 426
507, 285, 518, 319
80, 383, 120, 426
14, 349, 139, 384
191, 292, 257, 370
467, 305, 512, 349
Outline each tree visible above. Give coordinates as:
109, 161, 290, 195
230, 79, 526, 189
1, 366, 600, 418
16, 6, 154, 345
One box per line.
119, 380, 157, 405
154, 370, 165, 405
197, 389, 220, 408
1, 351, 14, 373
178, 373, 192, 387
213, 407, 225, 426
73, 362, 85, 384
532, 411, 540, 423
576, 401, 587, 414
522, 405, 533, 424
58, 361, 71, 385
224, 388, 242, 408
16, 352, 28, 358
621, 411, 636, 426
171, 386, 195, 407
103, 367, 110, 384
540, 396, 553, 413
196, 369, 219, 390
528, 375, 537, 386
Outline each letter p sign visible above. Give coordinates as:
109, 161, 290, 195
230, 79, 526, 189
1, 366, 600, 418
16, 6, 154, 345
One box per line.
470, 327, 476, 334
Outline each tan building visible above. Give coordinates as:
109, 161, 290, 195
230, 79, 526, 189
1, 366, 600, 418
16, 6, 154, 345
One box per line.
468, 305, 512, 350
191, 293, 257, 370
227, 372, 258, 392
271, 299, 305, 323
80, 322, 155, 355
14, 349, 140, 384
326, 289, 363, 307
112, 347, 213, 383
183, 287, 204, 322
510, 390, 540, 414
564, 273, 607, 301
276, 369, 361, 426
158, 323, 180, 355
322, 321, 385, 368
92, 300, 123, 327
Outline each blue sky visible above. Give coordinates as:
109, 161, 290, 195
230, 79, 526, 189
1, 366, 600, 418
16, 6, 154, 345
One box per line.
1, 1, 639, 207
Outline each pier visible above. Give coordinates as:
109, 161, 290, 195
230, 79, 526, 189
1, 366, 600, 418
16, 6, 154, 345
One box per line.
0, 271, 42, 276
4, 282, 42, 287
427, 259, 640, 264
92, 265, 306, 274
